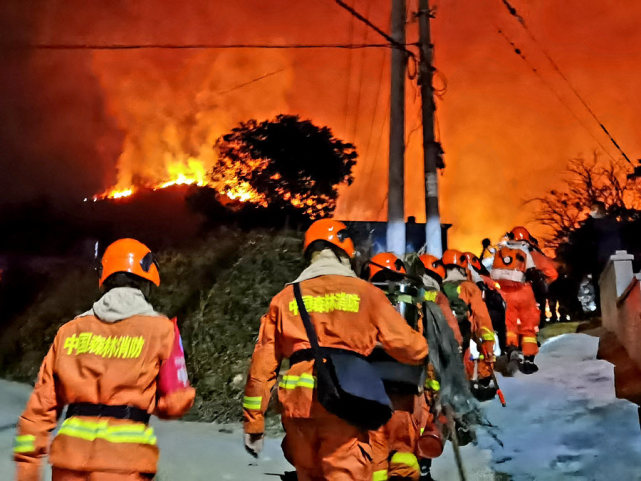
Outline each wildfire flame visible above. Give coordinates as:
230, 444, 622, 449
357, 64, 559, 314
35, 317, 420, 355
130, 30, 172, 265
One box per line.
89, 158, 262, 204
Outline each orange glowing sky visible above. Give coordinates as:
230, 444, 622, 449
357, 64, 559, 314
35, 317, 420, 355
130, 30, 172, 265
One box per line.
14, 0, 641, 251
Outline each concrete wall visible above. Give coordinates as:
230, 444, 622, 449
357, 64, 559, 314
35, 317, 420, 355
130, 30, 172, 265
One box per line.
599, 250, 641, 369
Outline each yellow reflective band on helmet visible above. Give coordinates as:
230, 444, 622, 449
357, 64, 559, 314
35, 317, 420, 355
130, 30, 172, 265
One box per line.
424, 290, 438, 302
425, 379, 441, 391
279, 373, 316, 390
58, 418, 156, 445
390, 452, 419, 472
373, 469, 388, 481
481, 327, 495, 342
242, 396, 262, 410
522, 336, 538, 344
13, 434, 36, 453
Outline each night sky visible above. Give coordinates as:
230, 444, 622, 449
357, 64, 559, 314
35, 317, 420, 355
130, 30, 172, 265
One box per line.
0, 0, 639, 250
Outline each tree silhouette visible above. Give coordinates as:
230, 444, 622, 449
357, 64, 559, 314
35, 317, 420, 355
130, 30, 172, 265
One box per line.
529, 154, 641, 249
212, 115, 357, 219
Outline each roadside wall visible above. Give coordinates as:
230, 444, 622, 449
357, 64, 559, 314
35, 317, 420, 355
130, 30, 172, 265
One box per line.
599, 250, 641, 369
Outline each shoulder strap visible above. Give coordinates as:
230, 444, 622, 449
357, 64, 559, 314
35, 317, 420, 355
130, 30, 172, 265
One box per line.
292, 283, 326, 368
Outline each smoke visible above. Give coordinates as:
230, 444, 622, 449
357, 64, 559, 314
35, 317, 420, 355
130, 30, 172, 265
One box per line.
1, 0, 640, 252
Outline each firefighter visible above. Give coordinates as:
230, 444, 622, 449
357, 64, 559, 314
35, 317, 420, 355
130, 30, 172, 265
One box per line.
13, 238, 196, 481
491, 227, 558, 374
367, 252, 425, 481
419, 254, 463, 347
441, 250, 497, 401
462, 252, 507, 356
242, 220, 428, 481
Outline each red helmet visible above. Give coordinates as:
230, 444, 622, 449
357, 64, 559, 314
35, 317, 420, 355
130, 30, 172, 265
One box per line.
99, 238, 160, 287
419, 254, 445, 281
304, 219, 355, 258
509, 226, 533, 244
441, 249, 468, 269
369, 252, 406, 280
462, 252, 482, 271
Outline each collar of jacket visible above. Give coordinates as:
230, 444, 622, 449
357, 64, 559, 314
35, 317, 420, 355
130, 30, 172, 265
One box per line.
79, 287, 160, 323
290, 249, 357, 284
444, 268, 467, 284
422, 274, 441, 292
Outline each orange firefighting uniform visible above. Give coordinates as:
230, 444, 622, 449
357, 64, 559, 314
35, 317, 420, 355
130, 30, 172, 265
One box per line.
13, 292, 195, 481
243, 269, 428, 481
370, 291, 458, 481
491, 242, 557, 356
443, 272, 495, 380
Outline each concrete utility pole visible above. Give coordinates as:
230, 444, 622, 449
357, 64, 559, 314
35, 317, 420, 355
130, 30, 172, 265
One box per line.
417, 0, 443, 256
387, 0, 407, 256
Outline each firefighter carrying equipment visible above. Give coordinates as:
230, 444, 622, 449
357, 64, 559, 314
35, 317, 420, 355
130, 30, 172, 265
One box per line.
243, 251, 427, 480
508, 226, 534, 244
291, 282, 393, 431
14, 286, 195, 481
369, 252, 407, 281
419, 254, 445, 283
441, 249, 468, 269
99, 238, 160, 287
303, 218, 355, 258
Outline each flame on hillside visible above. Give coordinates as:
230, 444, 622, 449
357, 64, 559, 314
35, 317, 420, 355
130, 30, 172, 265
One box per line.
89, 158, 262, 204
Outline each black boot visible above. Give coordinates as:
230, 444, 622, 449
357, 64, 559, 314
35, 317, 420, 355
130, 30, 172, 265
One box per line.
518, 355, 539, 374
470, 376, 498, 402
420, 458, 436, 481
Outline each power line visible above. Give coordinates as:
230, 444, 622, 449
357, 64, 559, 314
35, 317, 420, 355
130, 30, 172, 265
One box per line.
350, 0, 374, 142
13, 42, 406, 50
499, 0, 633, 164
332, 0, 416, 57
495, 27, 617, 162
344, 0, 357, 133
216, 68, 286, 95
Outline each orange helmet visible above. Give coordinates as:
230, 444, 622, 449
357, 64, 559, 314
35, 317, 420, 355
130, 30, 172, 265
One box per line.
441, 249, 468, 269
304, 219, 355, 258
508, 226, 533, 244
99, 238, 160, 287
462, 252, 482, 271
369, 252, 406, 280
419, 254, 445, 281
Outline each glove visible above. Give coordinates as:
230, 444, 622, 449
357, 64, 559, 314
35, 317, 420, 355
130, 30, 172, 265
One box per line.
244, 432, 264, 458
480, 342, 496, 363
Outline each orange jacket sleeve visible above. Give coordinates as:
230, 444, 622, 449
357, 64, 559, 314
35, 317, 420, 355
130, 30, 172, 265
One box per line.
459, 281, 495, 350
14, 339, 62, 481
369, 287, 428, 365
435, 291, 463, 346
155, 323, 196, 420
243, 301, 282, 434
531, 250, 559, 283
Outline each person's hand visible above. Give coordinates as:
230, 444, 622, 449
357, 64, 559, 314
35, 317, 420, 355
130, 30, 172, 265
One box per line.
244, 432, 264, 458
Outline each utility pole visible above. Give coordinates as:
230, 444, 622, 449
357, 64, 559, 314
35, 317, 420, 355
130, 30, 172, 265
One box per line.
417, 0, 443, 256
387, 0, 407, 256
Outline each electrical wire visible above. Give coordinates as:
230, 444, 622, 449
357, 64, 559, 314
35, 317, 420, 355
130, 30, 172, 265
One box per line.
350, 0, 374, 142
332, 0, 417, 58
344, 0, 357, 133
496, 27, 617, 162
499, 0, 633, 164
17, 42, 405, 50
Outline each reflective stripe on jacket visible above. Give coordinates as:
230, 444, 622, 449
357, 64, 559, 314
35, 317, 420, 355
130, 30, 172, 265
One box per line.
243, 274, 428, 434
14, 310, 195, 480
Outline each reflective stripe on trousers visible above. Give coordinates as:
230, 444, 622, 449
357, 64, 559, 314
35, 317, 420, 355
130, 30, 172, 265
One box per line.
373, 469, 388, 481
13, 434, 36, 453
